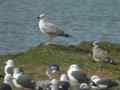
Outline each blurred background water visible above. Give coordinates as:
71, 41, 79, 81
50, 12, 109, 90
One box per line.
0, 0, 120, 54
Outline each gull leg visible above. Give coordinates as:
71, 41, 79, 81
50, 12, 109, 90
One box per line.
39, 35, 54, 46
45, 36, 55, 45
45, 39, 52, 45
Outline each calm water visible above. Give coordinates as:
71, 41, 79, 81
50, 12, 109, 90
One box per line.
0, 0, 120, 54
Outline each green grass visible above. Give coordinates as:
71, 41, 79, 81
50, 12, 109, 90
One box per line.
0, 41, 120, 90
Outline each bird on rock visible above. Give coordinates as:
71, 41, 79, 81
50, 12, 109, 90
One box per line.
37, 14, 71, 45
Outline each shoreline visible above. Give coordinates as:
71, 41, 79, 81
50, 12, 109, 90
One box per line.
0, 41, 120, 55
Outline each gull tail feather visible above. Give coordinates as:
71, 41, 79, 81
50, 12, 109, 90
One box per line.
62, 33, 72, 37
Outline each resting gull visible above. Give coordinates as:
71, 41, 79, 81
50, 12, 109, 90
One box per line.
13, 68, 36, 90
46, 64, 60, 79
37, 14, 71, 44
92, 41, 116, 64
90, 75, 118, 89
79, 83, 90, 90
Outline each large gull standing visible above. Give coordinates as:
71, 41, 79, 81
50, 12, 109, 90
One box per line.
37, 14, 71, 44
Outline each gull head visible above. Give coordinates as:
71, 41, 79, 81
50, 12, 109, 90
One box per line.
5, 59, 15, 66
80, 83, 89, 89
48, 64, 60, 73
37, 13, 46, 20
91, 75, 100, 81
69, 64, 80, 71
92, 40, 99, 46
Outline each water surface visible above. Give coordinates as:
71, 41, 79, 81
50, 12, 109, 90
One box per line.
0, 0, 120, 54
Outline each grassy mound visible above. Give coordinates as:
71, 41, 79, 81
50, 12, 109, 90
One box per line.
0, 41, 120, 90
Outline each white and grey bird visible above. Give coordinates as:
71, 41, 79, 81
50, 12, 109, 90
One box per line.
37, 14, 71, 44
67, 64, 89, 90
0, 74, 13, 90
92, 41, 115, 64
46, 64, 60, 80
79, 83, 90, 90
13, 68, 36, 90
4, 59, 15, 75
90, 75, 118, 89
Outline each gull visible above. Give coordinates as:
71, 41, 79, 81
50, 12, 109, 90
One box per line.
79, 83, 90, 90
46, 64, 60, 79
92, 41, 115, 64
0, 74, 13, 90
13, 68, 36, 90
4, 59, 15, 75
67, 64, 89, 90
37, 14, 71, 44
90, 75, 118, 89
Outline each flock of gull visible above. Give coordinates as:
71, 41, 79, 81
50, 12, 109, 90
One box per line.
0, 14, 119, 90
0, 59, 119, 90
